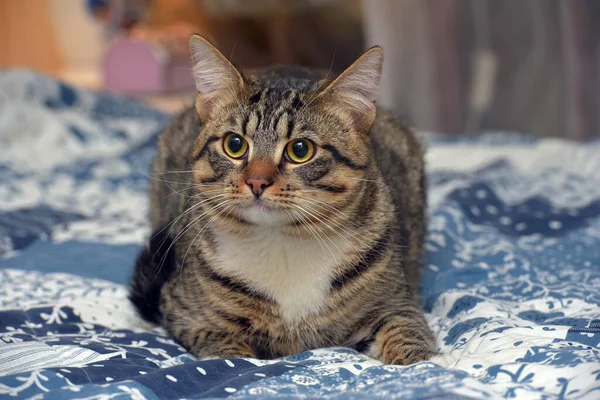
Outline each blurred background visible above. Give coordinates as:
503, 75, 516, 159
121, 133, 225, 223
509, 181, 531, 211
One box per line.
1, 0, 599, 140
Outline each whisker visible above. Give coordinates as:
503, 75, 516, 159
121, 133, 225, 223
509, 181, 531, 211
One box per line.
163, 187, 224, 200
301, 201, 397, 281
299, 198, 371, 235
151, 198, 231, 283
142, 171, 226, 189
299, 202, 375, 269
343, 176, 397, 193
148, 170, 195, 175
149, 193, 227, 263
300, 202, 356, 241
297, 49, 336, 116
288, 208, 328, 261
299, 201, 370, 255
143, 174, 224, 188
304, 199, 407, 252
179, 200, 233, 284
291, 204, 339, 266
283, 209, 303, 239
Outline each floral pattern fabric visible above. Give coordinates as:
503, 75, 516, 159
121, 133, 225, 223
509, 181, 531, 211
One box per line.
1, 71, 599, 399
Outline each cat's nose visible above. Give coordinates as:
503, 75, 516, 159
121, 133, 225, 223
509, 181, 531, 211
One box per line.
246, 178, 271, 196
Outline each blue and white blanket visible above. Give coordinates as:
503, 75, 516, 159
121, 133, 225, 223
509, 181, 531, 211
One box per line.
1, 71, 599, 399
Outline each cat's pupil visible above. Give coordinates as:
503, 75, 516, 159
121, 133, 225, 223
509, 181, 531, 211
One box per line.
292, 141, 309, 159
228, 135, 243, 153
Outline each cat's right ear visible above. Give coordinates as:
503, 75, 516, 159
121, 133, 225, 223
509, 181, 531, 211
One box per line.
316, 46, 384, 133
190, 34, 244, 119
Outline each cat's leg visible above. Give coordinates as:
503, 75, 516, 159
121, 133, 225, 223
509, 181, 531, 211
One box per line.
366, 310, 437, 365
177, 326, 257, 359
159, 272, 258, 359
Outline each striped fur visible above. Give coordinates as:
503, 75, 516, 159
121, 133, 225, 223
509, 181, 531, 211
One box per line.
129, 35, 435, 364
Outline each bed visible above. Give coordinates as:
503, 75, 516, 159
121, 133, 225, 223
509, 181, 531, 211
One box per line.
1, 71, 599, 399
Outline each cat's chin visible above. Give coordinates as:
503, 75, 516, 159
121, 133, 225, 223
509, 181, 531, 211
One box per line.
237, 202, 289, 226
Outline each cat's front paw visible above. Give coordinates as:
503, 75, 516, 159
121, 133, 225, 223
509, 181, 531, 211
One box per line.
369, 313, 437, 365
383, 345, 437, 365
191, 338, 257, 360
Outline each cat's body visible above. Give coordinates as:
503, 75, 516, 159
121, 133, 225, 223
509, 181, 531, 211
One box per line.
130, 36, 435, 364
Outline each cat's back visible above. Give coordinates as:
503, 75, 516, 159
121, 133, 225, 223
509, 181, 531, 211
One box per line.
370, 109, 426, 295
370, 109, 424, 194
149, 107, 200, 230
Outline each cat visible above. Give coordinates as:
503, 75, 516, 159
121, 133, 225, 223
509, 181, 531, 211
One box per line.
129, 34, 436, 365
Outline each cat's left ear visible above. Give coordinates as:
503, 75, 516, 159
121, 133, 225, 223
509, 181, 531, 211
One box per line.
190, 34, 244, 119
317, 47, 384, 133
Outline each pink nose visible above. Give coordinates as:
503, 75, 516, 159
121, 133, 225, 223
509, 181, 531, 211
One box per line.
246, 178, 271, 196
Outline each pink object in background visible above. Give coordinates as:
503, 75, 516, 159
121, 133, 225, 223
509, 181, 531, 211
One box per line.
102, 38, 195, 94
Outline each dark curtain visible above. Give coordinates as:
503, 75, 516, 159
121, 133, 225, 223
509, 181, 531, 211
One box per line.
363, 0, 600, 140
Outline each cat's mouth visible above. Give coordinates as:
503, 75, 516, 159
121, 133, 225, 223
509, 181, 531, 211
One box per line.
236, 200, 289, 226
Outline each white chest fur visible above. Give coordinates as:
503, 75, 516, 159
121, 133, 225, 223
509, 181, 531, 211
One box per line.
213, 228, 350, 323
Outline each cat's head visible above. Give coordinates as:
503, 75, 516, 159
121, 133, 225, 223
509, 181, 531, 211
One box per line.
189, 34, 383, 233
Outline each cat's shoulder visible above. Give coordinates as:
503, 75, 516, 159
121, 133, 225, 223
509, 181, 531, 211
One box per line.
370, 108, 424, 161
372, 108, 420, 143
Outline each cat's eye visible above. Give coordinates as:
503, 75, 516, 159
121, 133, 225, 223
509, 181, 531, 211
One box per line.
223, 133, 248, 159
286, 139, 315, 163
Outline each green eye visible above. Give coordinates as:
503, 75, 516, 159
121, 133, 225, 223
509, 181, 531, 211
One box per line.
223, 133, 248, 159
286, 139, 315, 163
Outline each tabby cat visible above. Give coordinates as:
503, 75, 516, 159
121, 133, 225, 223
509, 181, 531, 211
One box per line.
130, 34, 436, 365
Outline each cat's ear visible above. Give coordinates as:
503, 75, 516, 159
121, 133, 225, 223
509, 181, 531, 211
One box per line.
190, 34, 244, 119
318, 46, 384, 132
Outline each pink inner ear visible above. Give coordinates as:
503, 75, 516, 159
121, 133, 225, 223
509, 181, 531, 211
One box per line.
195, 91, 223, 119
318, 49, 383, 126
337, 52, 383, 105
195, 87, 242, 120
348, 102, 377, 132
190, 37, 244, 96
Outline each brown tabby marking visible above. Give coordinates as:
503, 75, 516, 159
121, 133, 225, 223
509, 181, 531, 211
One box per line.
129, 34, 436, 365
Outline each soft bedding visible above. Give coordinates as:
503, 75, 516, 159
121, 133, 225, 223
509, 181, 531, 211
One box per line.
1, 71, 599, 399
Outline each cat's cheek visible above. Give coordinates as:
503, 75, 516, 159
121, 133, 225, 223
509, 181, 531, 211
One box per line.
192, 160, 219, 183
